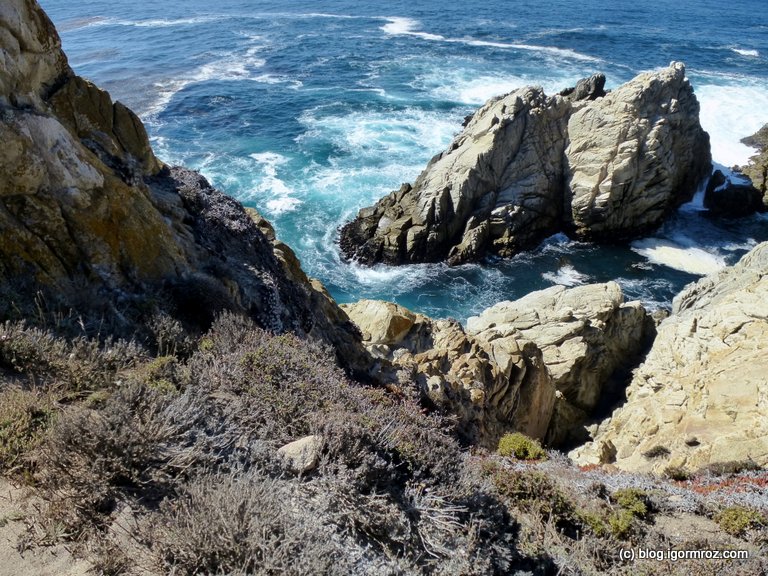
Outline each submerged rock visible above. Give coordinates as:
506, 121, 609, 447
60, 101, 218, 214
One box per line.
0, 0, 369, 373
340, 63, 711, 266
571, 242, 768, 473
343, 283, 654, 447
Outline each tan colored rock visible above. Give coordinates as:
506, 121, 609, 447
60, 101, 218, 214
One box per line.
571, 242, 768, 473
277, 435, 323, 474
344, 282, 652, 447
565, 62, 711, 240
341, 299, 416, 345
467, 282, 654, 445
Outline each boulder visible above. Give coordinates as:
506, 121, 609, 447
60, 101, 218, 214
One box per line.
277, 435, 323, 474
571, 242, 768, 473
0, 0, 370, 374
343, 283, 653, 447
340, 85, 573, 265
340, 63, 711, 266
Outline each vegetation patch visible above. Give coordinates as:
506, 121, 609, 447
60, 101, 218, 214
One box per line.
715, 506, 766, 536
497, 432, 548, 461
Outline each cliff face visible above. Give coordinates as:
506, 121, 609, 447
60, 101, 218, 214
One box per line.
0, 0, 368, 371
340, 65, 711, 266
572, 242, 768, 472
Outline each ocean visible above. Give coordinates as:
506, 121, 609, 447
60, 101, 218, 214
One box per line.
40, 0, 768, 321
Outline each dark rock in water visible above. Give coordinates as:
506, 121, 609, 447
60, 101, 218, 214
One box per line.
0, 0, 370, 374
340, 63, 711, 266
559, 73, 607, 101
704, 169, 764, 217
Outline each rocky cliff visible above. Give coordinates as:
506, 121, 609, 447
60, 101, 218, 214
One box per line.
0, 0, 368, 371
571, 242, 768, 473
342, 282, 654, 447
340, 64, 711, 265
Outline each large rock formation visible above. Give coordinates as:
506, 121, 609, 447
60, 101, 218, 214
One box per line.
571, 242, 768, 473
342, 282, 654, 446
340, 64, 711, 266
0, 0, 368, 371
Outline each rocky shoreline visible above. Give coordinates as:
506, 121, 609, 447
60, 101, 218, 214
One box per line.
2, 1, 768, 573
3, 0, 768, 475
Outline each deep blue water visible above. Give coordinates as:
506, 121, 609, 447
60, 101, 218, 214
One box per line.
41, 0, 768, 320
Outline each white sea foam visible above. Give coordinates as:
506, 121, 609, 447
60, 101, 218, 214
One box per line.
631, 238, 727, 275
381, 17, 446, 41
249, 153, 302, 215
418, 68, 581, 106
542, 264, 590, 287
58, 16, 108, 32
380, 16, 599, 62
695, 82, 768, 167
112, 16, 224, 28
144, 42, 270, 118
298, 106, 460, 163
731, 48, 760, 57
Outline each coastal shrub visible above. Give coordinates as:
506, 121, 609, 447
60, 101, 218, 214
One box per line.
663, 465, 692, 481
699, 460, 762, 477
151, 471, 345, 576
497, 432, 547, 461
0, 321, 143, 394
642, 445, 670, 459
0, 387, 55, 473
715, 506, 766, 536
35, 382, 222, 534
608, 509, 637, 540
491, 468, 578, 536
612, 488, 649, 518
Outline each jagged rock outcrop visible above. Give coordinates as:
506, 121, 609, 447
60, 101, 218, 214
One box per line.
342, 282, 654, 446
0, 0, 369, 372
738, 123, 768, 208
466, 282, 655, 445
571, 242, 768, 473
340, 64, 711, 266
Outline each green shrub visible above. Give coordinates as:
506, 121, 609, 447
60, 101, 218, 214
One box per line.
700, 460, 761, 477
492, 468, 578, 535
577, 509, 609, 538
497, 432, 547, 461
612, 488, 648, 518
608, 509, 636, 540
715, 506, 766, 536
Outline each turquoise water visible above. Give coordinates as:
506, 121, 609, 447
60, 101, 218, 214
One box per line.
41, 0, 768, 320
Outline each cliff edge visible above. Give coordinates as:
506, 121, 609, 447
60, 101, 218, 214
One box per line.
0, 0, 368, 371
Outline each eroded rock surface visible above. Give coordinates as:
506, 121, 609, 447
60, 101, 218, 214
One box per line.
739, 123, 768, 208
572, 242, 768, 473
0, 0, 368, 372
340, 64, 710, 266
342, 282, 653, 446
